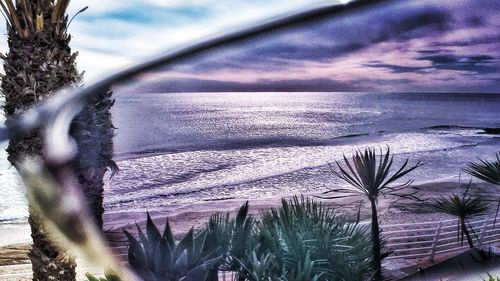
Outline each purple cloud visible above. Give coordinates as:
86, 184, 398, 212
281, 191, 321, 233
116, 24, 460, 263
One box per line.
127, 0, 500, 93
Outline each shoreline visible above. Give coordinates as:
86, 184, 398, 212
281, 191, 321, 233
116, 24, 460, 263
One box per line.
105, 180, 497, 234
2, 180, 496, 240
0, 224, 30, 248
0, 180, 497, 280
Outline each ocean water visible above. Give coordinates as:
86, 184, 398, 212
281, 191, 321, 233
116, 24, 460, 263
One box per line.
1, 92, 499, 223
105, 92, 500, 213
0, 111, 28, 225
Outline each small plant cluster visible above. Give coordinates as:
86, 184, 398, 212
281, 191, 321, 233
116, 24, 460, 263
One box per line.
428, 182, 489, 248
240, 197, 371, 281
87, 197, 372, 281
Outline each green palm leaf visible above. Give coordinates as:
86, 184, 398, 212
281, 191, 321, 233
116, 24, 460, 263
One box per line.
324, 147, 421, 280
328, 147, 422, 198
465, 152, 500, 186
429, 183, 488, 248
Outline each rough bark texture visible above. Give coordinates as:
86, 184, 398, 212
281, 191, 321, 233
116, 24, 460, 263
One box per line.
0, 1, 114, 280
1, 12, 80, 280
28, 208, 77, 281
71, 89, 116, 229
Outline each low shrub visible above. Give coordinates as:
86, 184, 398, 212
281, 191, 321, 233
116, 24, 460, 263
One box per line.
238, 196, 372, 281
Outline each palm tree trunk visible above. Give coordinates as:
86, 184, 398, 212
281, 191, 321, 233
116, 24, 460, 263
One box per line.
28, 209, 76, 281
70, 89, 116, 229
2, 38, 79, 281
0, 1, 94, 280
370, 199, 382, 281
460, 218, 474, 248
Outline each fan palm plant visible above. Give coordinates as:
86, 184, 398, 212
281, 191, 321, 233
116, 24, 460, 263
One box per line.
239, 196, 372, 281
0, 0, 114, 280
323, 147, 421, 280
429, 183, 488, 248
465, 152, 500, 225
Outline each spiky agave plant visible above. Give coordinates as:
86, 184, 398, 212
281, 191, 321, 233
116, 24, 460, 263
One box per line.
239, 196, 372, 281
240, 250, 322, 281
323, 147, 422, 280
0, 0, 115, 280
429, 183, 489, 248
123, 213, 222, 281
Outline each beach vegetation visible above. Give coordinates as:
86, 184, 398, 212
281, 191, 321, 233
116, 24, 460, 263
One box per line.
1, 0, 115, 280
204, 202, 255, 278
428, 182, 488, 248
123, 213, 222, 281
85, 271, 121, 281
483, 273, 500, 281
465, 152, 500, 224
0, 0, 90, 279
87, 198, 371, 281
322, 147, 422, 280
237, 197, 372, 281
465, 153, 500, 186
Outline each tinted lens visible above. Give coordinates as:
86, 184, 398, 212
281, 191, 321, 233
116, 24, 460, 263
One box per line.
1, 0, 499, 248
101, 0, 500, 219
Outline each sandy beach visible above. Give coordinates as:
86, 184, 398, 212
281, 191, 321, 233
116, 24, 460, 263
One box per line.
106, 181, 498, 236
1, 180, 497, 280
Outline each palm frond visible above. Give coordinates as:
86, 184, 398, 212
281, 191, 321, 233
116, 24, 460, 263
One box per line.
330, 147, 421, 198
0, 0, 77, 38
431, 194, 488, 219
465, 152, 500, 186
204, 202, 255, 273
428, 183, 489, 248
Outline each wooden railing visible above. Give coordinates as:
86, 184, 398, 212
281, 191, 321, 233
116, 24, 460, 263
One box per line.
219, 272, 237, 281
382, 213, 500, 261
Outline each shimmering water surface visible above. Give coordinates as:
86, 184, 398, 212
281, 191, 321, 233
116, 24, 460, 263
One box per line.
106, 92, 500, 213
1, 92, 499, 222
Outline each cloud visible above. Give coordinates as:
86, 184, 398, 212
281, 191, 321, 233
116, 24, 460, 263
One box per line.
63, 0, 324, 81
363, 54, 499, 75
0, 0, 498, 93
362, 62, 427, 74
121, 77, 409, 93
130, 0, 499, 93
148, 4, 458, 75
5, 0, 328, 81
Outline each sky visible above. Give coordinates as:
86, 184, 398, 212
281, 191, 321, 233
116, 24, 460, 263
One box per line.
0, 0, 499, 93
0, 0, 319, 80
132, 0, 500, 93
